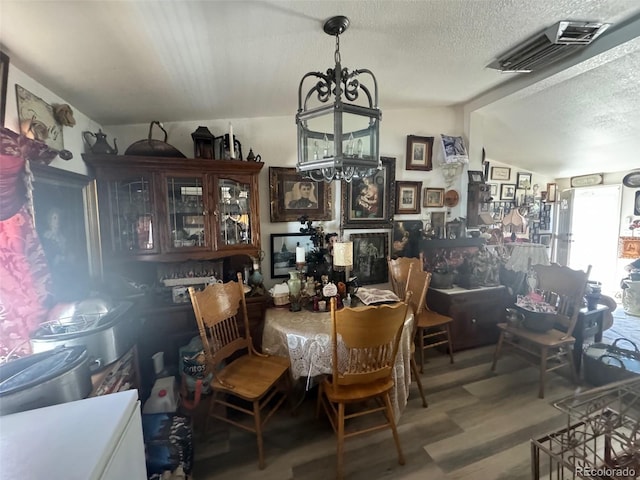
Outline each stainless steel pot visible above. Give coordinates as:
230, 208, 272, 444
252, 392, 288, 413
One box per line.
0, 346, 92, 415
30, 301, 139, 372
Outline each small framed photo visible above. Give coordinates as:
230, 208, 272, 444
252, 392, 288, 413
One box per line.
516, 172, 532, 189
489, 183, 498, 196
546, 183, 557, 202
405, 135, 434, 171
619, 236, 640, 259
395, 181, 422, 214
468, 170, 485, 184
500, 183, 516, 201
423, 187, 444, 208
270, 233, 314, 278
491, 166, 511, 181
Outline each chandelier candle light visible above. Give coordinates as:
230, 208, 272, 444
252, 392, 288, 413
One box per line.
295, 15, 382, 183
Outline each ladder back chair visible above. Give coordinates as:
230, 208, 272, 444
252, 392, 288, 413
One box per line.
188, 272, 291, 469
491, 263, 591, 398
402, 264, 432, 407
317, 297, 411, 479
388, 254, 423, 299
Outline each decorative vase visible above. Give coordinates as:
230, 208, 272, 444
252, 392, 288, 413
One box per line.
249, 261, 263, 287
287, 271, 302, 312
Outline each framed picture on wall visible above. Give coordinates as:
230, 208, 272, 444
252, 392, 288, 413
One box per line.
30, 164, 92, 301
491, 166, 511, 181
516, 172, 532, 189
423, 187, 444, 207
341, 156, 395, 229
16, 84, 64, 150
405, 135, 433, 171
546, 183, 557, 202
0, 51, 9, 127
395, 181, 421, 214
350, 232, 389, 285
500, 183, 516, 201
269, 167, 332, 222
270, 232, 314, 278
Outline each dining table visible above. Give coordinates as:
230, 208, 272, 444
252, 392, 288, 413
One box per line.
261, 300, 415, 420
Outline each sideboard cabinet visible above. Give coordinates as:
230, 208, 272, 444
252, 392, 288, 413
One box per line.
83, 154, 264, 263
426, 285, 509, 350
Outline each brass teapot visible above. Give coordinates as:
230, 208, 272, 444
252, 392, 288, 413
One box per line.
83, 129, 118, 155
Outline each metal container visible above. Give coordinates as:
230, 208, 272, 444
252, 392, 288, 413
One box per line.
30, 301, 138, 372
0, 346, 92, 415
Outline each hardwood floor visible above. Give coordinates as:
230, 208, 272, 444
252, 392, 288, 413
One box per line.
191, 346, 583, 480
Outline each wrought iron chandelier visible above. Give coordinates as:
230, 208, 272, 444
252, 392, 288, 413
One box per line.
295, 16, 382, 183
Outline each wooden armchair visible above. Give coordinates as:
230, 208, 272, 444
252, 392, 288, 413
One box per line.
491, 263, 591, 398
188, 273, 290, 469
317, 297, 410, 479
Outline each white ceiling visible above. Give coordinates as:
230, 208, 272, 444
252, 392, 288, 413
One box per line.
2, 0, 640, 178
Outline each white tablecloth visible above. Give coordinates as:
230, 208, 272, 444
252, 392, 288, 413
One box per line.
262, 307, 414, 419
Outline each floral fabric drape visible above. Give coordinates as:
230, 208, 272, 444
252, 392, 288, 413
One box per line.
0, 127, 58, 359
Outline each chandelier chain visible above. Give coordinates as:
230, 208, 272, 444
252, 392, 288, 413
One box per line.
334, 34, 341, 64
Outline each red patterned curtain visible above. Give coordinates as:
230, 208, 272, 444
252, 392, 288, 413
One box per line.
0, 127, 61, 359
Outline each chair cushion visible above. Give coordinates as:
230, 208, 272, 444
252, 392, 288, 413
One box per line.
213, 354, 289, 400
497, 323, 575, 347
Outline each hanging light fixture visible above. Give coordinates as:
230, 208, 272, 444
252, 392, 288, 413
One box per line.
296, 15, 382, 183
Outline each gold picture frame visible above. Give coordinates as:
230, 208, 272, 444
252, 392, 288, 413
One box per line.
269, 167, 332, 222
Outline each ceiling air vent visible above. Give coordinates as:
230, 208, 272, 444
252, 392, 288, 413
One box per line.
488, 21, 610, 73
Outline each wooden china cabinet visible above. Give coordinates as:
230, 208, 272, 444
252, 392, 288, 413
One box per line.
83, 154, 266, 397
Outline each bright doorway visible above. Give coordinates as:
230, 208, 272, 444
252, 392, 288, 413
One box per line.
565, 185, 621, 297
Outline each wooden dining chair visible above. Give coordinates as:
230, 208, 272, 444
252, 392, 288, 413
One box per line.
188, 272, 291, 469
491, 263, 591, 398
402, 264, 431, 407
387, 255, 423, 298
317, 297, 411, 479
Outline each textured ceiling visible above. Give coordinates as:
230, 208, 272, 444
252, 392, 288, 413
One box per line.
1, 0, 640, 178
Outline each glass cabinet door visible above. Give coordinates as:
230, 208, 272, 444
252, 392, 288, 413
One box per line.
216, 178, 253, 248
105, 175, 156, 254
166, 175, 208, 250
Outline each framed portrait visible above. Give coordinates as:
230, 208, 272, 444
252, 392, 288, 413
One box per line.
270, 232, 314, 278
1, 51, 8, 127
423, 187, 444, 208
618, 236, 640, 259
350, 232, 389, 285
269, 167, 332, 222
15, 84, 64, 150
405, 135, 433, 171
546, 182, 557, 202
30, 164, 92, 302
516, 172, 532, 189
431, 211, 446, 237
395, 181, 421, 214
467, 170, 485, 184
500, 183, 516, 201
491, 166, 511, 181
392, 220, 423, 258
342, 156, 396, 229
489, 183, 498, 196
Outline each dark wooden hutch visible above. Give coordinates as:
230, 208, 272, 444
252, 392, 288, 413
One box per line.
83, 154, 266, 396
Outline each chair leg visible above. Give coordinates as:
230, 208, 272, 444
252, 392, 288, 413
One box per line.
383, 393, 405, 466
566, 346, 578, 384
337, 402, 345, 479
418, 327, 425, 373
491, 332, 505, 372
446, 324, 454, 364
410, 357, 428, 408
205, 390, 220, 434
539, 347, 548, 399
253, 400, 265, 469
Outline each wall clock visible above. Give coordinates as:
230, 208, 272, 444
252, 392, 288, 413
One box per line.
15, 84, 64, 150
444, 189, 459, 207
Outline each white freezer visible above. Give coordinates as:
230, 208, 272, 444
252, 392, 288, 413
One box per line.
0, 389, 147, 480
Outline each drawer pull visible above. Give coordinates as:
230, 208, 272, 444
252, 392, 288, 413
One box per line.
471, 318, 477, 324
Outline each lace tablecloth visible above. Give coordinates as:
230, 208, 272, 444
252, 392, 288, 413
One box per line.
262, 307, 415, 419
